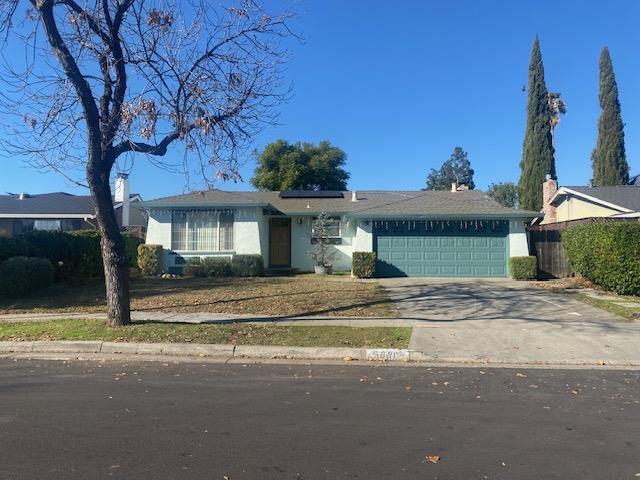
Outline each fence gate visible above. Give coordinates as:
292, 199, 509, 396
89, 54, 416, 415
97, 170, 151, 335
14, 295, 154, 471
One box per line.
528, 229, 572, 279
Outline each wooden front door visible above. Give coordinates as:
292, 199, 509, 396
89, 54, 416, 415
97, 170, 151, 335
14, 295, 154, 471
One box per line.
269, 217, 291, 267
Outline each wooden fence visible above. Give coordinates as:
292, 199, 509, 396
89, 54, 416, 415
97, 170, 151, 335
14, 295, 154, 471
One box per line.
528, 228, 571, 278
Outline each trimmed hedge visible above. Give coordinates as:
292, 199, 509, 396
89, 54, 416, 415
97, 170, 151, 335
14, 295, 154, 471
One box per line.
352, 251, 377, 278
138, 244, 163, 276
232, 255, 264, 277
201, 257, 233, 277
562, 222, 640, 295
184, 257, 205, 277
0, 230, 143, 282
509, 256, 537, 280
0, 256, 55, 297
183, 255, 263, 278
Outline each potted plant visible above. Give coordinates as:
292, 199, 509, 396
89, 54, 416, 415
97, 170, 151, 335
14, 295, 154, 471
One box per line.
309, 212, 337, 275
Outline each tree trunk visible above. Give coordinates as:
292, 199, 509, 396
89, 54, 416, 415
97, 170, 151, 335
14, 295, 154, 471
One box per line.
88, 163, 131, 327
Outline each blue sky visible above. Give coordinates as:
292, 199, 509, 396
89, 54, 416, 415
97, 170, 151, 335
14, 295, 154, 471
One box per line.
2, 0, 640, 198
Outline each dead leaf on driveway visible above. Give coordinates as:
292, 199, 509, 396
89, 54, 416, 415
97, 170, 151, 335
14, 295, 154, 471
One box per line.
516, 373, 527, 378
425, 455, 441, 464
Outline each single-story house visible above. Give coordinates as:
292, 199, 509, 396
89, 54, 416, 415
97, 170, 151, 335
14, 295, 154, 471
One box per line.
0, 175, 146, 236
541, 177, 640, 224
142, 186, 540, 278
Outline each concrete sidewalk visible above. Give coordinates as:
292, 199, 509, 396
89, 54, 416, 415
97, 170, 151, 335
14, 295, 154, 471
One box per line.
0, 311, 416, 327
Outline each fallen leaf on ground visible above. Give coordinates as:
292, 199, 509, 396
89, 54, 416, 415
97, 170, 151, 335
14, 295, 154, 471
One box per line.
425, 455, 440, 464
516, 373, 527, 378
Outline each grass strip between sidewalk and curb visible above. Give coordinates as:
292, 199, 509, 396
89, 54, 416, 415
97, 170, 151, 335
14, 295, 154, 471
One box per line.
0, 319, 411, 349
572, 293, 640, 321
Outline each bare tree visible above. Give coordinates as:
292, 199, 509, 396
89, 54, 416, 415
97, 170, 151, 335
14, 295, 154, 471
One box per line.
0, 0, 293, 326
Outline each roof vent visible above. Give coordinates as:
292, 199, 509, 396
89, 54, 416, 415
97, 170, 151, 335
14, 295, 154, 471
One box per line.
18, 193, 30, 200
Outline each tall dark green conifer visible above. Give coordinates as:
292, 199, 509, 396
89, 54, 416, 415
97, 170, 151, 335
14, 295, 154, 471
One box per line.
592, 47, 629, 186
518, 37, 555, 211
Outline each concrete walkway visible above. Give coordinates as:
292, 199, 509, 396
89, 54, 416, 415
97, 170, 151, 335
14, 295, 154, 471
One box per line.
0, 311, 413, 327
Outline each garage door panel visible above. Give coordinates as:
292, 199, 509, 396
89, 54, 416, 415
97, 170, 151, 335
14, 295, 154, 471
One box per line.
407, 251, 422, 261
390, 251, 407, 261
407, 238, 423, 248
424, 251, 438, 261
456, 238, 472, 248
457, 251, 472, 262
440, 238, 455, 248
424, 238, 439, 248
376, 234, 508, 278
473, 238, 488, 248
490, 252, 506, 261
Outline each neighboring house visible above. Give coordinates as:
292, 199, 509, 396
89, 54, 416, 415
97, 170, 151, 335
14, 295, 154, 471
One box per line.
540, 177, 640, 224
142, 185, 539, 278
0, 175, 146, 236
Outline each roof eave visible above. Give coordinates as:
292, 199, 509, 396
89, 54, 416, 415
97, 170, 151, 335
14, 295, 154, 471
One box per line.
140, 202, 268, 209
350, 212, 541, 220
550, 187, 633, 212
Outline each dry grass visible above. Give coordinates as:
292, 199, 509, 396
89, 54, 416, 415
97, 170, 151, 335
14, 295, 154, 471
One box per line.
0, 276, 399, 318
0, 319, 411, 348
530, 276, 640, 321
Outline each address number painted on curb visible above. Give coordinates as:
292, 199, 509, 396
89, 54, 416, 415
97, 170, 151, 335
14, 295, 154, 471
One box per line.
366, 348, 410, 361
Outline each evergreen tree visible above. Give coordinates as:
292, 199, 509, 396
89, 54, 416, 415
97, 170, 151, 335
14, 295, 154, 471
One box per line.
425, 146, 475, 190
487, 182, 519, 208
518, 37, 555, 211
251, 140, 350, 191
592, 47, 629, 186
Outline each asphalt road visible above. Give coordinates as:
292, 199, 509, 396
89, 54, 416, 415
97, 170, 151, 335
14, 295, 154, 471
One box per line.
0, 359, 638, 480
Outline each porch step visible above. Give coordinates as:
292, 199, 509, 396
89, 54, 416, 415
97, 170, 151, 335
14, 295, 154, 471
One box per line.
265, 267, 299, 277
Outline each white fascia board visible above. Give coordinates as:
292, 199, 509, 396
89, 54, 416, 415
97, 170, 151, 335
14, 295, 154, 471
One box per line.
0, 214, 96, 219
549, 187, 633, 213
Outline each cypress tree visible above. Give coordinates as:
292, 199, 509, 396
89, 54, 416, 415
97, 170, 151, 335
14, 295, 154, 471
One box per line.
592, 47, 629, 186
518, 37, 555, 211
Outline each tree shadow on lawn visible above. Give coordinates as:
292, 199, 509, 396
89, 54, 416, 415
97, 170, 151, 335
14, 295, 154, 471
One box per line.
0, 276, 388, 315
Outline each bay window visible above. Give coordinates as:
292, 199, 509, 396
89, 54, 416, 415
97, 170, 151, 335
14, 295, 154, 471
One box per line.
171, 210, 234, 251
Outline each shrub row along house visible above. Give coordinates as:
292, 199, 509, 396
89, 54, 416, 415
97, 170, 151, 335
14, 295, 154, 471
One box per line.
141, 186, 539, 277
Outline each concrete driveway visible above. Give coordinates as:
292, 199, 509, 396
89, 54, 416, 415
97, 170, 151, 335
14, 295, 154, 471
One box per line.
379, 278, 640, 367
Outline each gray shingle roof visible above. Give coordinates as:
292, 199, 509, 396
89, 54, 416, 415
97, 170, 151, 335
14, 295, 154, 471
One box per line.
0, 193, 96, 216
563, 186, 640, 212
0, 192, 140, 216
142, 189, 540, 218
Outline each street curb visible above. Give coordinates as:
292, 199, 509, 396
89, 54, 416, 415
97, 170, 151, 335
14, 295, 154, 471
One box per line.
0, 341, 638, 368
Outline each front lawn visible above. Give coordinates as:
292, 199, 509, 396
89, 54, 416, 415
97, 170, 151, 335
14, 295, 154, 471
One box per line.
0, 276, 398, 318
0, 319, 411, 348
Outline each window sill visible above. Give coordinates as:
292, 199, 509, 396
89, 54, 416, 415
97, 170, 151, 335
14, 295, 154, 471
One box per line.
172, 250, 235, 255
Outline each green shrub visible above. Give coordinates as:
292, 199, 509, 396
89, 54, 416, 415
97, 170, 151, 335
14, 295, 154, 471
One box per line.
67, 230, 103, 280
0, 236, 31, 263
232, 254, 264, 277
509, 256, 537, 280
183, 257, 206, 277
201, 257, 233, 277
562, 222, 640, 295
123, 234, 144, 268
0, 256, 55, 297
137, 244, 163, 276
352, 251, 377, 278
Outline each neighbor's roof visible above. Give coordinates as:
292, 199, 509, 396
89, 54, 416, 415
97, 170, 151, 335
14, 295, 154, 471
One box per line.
552, 185, 640, 213
142, 189, 540, 219
0, 192, 141, 217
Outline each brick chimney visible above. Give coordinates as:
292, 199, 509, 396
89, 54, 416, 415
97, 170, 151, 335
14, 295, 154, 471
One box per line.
542, 174, 558, 224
